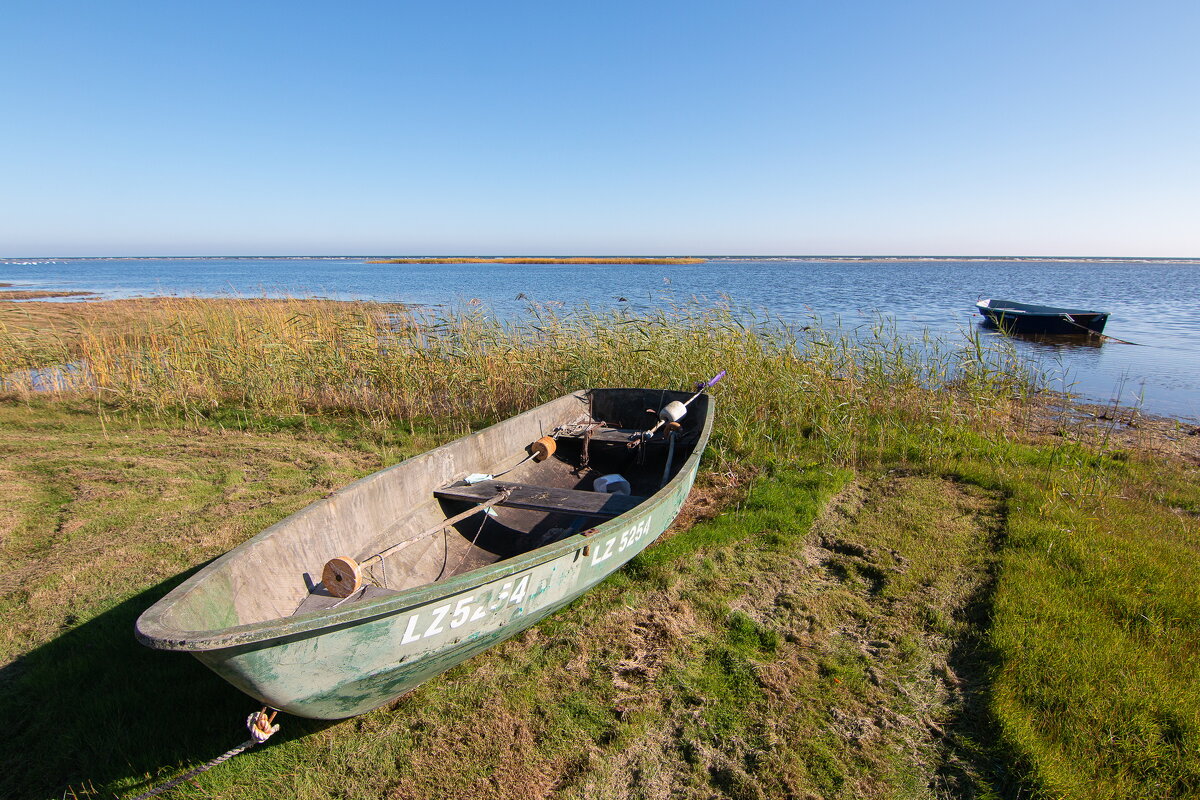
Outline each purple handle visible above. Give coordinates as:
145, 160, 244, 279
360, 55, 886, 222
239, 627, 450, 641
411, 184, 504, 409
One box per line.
697, 370, 726, 391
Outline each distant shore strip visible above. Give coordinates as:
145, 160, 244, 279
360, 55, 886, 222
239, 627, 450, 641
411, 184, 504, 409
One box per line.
368, 257, 705, 265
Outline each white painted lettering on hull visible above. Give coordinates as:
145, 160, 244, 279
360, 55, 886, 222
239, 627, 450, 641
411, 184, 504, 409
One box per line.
393, 516, 655, 649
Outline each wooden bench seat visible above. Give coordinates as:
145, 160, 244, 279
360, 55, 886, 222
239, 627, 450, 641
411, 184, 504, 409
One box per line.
435, 479, 646, 519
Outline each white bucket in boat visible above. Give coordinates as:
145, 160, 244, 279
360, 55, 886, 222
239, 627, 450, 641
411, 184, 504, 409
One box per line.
593, 474, 631, 495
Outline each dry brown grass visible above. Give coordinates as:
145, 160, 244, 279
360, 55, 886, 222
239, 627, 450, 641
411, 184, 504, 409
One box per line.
1, 295, 1035, 472
0, 295, 400, 352
372, 471, 1003, 800
1021, 397, 1200, 466
0, 406, 384, 666
387, 697, 564, 800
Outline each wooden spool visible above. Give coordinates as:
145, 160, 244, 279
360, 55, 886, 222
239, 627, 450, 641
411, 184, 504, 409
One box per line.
530, 436, 556, 462
322, 556, 363, 598
317, 489, 513, 601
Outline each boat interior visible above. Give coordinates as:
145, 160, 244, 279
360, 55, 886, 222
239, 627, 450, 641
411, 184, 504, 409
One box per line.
284, 389, 708, 616
137, 388, 711, 640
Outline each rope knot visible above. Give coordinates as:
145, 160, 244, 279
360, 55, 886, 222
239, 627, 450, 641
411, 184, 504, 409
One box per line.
247, 708, 280, 744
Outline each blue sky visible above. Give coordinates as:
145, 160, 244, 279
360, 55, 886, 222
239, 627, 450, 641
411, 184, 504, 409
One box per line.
2, 1, 1197, 257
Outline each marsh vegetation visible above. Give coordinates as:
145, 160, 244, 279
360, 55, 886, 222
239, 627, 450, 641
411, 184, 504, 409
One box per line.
1, 296, 1196, 799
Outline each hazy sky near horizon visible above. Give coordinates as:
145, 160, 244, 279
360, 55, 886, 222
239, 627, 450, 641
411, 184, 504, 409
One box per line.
3, 1, 1198, 257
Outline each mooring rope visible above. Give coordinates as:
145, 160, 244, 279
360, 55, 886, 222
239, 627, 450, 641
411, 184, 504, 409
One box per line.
127, 709, 279, 800
1062, 315, 1142, 345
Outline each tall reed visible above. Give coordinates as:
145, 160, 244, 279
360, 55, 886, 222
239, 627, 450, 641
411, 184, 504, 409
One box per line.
0, 296, 1036, 467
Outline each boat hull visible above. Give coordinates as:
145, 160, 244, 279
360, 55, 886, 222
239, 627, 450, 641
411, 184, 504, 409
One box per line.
193, 477, 692, 718
137, 388, 712, 719
976, 299, 1109, 335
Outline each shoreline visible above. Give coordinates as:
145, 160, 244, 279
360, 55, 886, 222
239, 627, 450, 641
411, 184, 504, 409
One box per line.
3, 293, 1196, 424
0, 288, 96, 300
4, 257, 1198, 421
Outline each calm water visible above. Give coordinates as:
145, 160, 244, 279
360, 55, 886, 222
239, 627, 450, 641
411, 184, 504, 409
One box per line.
2, 256, 1198, 418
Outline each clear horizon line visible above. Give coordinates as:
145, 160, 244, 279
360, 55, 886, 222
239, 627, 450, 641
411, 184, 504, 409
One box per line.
5, 253, 1200, 261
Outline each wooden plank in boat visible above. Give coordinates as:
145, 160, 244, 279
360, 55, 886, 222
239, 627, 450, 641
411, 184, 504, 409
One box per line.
435, 480, 646, 518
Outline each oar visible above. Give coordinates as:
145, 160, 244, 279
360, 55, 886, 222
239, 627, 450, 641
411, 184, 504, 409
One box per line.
322, 487, 512, 598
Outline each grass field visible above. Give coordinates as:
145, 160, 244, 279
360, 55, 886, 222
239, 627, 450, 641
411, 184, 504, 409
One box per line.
1, 297, 1197, 799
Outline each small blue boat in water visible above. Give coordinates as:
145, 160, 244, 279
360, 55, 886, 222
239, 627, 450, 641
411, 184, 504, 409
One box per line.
976, 298, 1110, 335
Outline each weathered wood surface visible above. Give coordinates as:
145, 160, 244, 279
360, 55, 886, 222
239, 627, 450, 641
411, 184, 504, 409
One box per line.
436, 480, 646, 518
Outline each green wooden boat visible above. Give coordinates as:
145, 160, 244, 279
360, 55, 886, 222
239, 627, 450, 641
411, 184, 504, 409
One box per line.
136, 386, 715, 719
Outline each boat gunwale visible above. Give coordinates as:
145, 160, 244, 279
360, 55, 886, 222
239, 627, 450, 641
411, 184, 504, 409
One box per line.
976, 298, 1110, 318
135, 388, 714, 652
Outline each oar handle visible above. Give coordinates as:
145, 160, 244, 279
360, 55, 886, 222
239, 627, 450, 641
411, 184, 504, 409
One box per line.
368, 487, 512, 563
682, 370, 726, 409
695, 370, 726, 392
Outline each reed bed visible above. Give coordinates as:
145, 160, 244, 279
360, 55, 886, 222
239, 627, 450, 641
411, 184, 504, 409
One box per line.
0, 296, 1034, 468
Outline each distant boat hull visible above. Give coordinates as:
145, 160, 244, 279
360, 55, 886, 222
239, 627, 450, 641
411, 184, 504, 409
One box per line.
976, 298, 1109, 335
136, 388, 713, 719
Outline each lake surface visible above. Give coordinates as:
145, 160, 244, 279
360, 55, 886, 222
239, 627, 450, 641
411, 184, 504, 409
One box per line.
2, 256, 1198, 419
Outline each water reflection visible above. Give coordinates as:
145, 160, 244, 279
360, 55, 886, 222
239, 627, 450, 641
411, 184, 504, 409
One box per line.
1, 362, 90, 391
980, 328, 1105, 351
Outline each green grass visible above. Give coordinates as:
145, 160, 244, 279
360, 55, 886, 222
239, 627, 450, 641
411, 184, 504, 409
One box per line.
0, 299, 1197, 798
990, 460, 1200, 798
